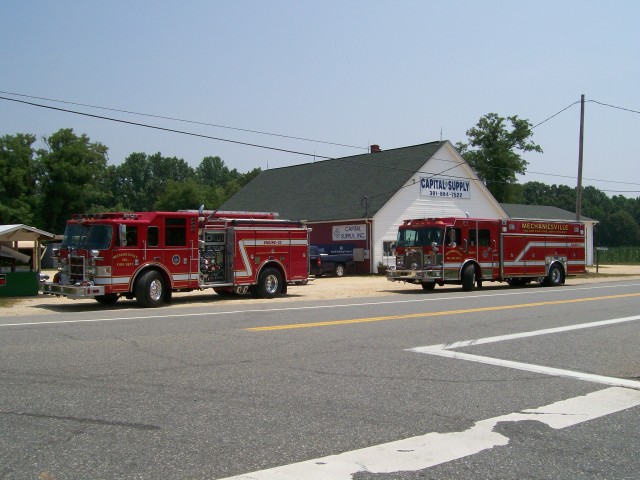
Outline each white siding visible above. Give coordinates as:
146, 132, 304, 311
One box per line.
372, 142, 506, 271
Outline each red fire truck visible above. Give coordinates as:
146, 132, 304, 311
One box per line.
387, 217, 587, 291
41, 210, 310, 307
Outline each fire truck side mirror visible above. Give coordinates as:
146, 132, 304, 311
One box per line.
118, 224, 127, 246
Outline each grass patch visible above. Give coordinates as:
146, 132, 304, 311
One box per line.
596, 246, 640, 264
0, 297, 19, 308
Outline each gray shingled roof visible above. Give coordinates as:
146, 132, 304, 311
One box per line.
501, 203, 594, 222
222, 141, 447, 221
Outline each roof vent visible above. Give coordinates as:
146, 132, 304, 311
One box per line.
370, 144, 381, 153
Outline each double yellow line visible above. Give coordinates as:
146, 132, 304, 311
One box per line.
246, 292, 640, 331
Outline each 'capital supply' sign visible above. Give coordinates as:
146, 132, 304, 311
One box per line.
333, 224, 367, 241
420, 177, 471, 199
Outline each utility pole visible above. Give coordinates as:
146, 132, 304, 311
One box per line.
576, 94, 585, 220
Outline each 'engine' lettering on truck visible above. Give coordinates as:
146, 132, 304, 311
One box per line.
41, 210, 310, 307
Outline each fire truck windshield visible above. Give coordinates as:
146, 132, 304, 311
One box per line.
396, 227, 443, 247
61, 224, 113, 250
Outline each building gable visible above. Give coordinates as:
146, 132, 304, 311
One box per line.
221, 141, 448, 221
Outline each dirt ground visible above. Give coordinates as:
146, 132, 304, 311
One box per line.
5, 264, 640, 316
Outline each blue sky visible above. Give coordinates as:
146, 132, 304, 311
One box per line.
1, 1, 638, 196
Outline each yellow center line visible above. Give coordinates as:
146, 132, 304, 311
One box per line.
245, 292, 640, 331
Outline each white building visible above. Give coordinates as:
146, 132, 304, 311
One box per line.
221, 141, 595, 272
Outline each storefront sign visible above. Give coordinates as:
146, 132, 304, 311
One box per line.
333, 224, 367, 241
420, 177, 471, 199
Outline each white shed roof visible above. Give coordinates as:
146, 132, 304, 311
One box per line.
0, 224, 56, 242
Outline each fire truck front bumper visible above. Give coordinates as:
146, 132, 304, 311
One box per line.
387, 269, 442, 282
40, 282, 105, 299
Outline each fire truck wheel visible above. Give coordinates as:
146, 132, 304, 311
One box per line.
462, 265, 476, 291
421, 282, 436, 291
95, 294, 119, 305
545, 264, 565, 287
334, 264, 346, 277
256, 268, 283, 298
135, 270, 165, 308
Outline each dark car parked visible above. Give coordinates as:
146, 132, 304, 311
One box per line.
309, 246, 354, 277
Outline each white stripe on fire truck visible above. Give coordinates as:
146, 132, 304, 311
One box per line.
443, 263, 494, 269
93, 277, 130, 286
254, 239, 308, 246
235, 239, 255, 278
235, 238, 307, 278
172, 274, 197, 282
512, 241, 585, 263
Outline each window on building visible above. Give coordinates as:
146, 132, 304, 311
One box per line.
383, 241, 395, 256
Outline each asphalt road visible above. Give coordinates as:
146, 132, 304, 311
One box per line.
2, 279, 640, 479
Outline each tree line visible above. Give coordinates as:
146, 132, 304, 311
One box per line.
0, 128, 260, 234
1, 126, 639, 247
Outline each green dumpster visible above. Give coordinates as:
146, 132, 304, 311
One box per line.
0, 271, 39, 297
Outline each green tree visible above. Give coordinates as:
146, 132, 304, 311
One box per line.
154, 180, 204, 211
239, 167, 262, 187
549, 184, 576, 212
0, 133, 38, 224
113, 152, 195, 211
598, 210, 640, 247
196, 156, 235, 186
35, 129, 109, 232
581, 186, 612, 220
520, 181, 553, 205
457, 113, 542, 203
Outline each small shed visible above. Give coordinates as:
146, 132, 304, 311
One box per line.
0, 224, 57, 296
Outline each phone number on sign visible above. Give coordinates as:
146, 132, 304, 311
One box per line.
428, 191, 465, 198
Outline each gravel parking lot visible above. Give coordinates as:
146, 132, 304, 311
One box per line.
7, 265, 640, 315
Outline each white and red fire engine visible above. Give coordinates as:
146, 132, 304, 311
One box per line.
41, 210, 310, 307
387, 217, 587, 291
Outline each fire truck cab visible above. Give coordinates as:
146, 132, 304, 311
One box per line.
387, 217, 587, 291
41, 210, 310, 307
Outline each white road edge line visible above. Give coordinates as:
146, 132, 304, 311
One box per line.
408, 314, 640, 390
217, 387, 640, 480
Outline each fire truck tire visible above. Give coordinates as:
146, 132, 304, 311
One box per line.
95, 293, 119, 305
256, 268, 283, 298
462, 265, 476, 291
334, 264, 346, 277
135, 270, 165, 308
544, 264, 565, 287
421, 282, 436, 291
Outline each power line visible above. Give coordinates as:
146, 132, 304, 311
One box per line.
0, 95, 333, 160
2, 92, 639, 192
0, 89, 368, 151
588, 99, 640, 115
531, 101, 581, 129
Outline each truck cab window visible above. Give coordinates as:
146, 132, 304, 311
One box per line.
445, 228, 461, 246
117, 226, 138, 246
478, 229, 491, 247
165, 218, 186, 246
148, 226, 159, 247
